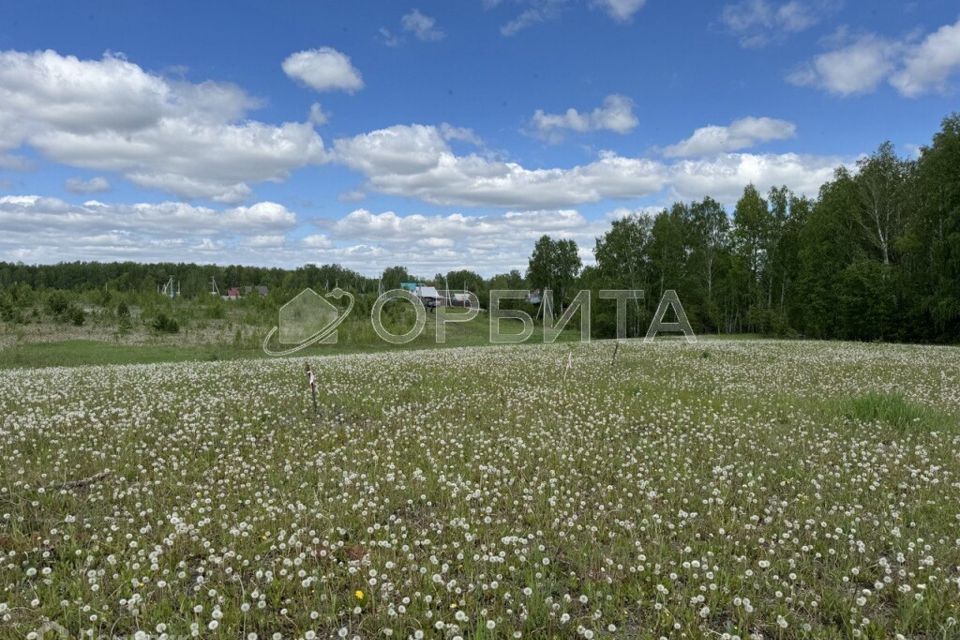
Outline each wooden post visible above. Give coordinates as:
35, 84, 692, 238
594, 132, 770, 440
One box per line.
306, 364, 318, 415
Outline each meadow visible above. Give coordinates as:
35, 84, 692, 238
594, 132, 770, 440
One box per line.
1, 339, 959, 639
0, 304, 566, 370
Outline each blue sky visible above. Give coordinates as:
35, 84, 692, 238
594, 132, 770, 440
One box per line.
0, 0, 958, 275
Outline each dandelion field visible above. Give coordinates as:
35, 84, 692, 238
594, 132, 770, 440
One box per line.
2, 340, 959, 640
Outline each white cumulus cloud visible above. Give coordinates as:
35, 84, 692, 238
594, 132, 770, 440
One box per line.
496, 0, 649, 35
64, 176, 110, 194
790, 18, 960, 97
530, 94, 638, 142
669, 152, 843, 203
322, 207, 605, 274
721, 0, 821, 48
664, 116, 797, 157
332, 122, 844, 208
0, 49, 327, 202
282, 48, 364, 93
592, 0, 647, 22
498, 0, 567, 36
890, 19, 960, 97
787, 34, 898, 96
0, 195, 298, 264
401, 9, 446, 41
0, 193, 611, 274
335, 123, 667, 207
308, 103, 330, 125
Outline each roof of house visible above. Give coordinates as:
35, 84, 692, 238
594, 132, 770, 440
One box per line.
415, 285, 442, 299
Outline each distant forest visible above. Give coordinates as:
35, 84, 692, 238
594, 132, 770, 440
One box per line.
2, 114, 958, 344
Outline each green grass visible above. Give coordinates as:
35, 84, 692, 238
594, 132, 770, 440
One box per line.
0, 311, 582, 369
0, 339, 259, 369
2, 340, 959, 638
839, 391, 952, 432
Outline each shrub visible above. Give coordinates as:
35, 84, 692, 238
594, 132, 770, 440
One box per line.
117, 316, 132, 336
152, 313, 179, 334
67, 305, 86, 326
0, 294, 21, 323
46, 291, 69, 317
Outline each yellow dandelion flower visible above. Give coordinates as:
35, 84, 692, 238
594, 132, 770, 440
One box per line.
354, 590, 364, 601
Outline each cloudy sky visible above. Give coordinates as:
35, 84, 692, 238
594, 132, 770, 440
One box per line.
1, 1, 959, 276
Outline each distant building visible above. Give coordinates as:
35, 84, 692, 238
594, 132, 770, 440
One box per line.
450, 292, 474, 308
223, 285, 266, 300
527, 289, 542, 305
415, 285, 443, 308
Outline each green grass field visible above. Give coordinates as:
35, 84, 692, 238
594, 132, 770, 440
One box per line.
0, 310, 583, 370
1, 338, 958, 639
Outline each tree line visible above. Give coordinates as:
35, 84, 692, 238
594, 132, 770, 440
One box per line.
2, 114, 958, 343
530, 114, 960, 343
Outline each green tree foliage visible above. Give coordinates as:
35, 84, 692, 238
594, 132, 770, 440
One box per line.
380, 266, 412, 290
151, 313, 179, 334
900, 114, 960, 341
526, 235, 582, 304
46, 291, 69, 318
488, 269, 525, 290
67, 305, 86, 327
593, 215, 654, 336
0, 292, 19, 323
687, 197, 731, 332
0, 261, 371, 298
443, 269, 488, 306
584, 114, 960, 342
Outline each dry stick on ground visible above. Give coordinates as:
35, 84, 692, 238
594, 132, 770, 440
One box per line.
50, 470, 111, 491
611, 341, 620, 365
562, 352, 573, 382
